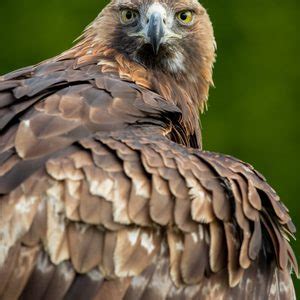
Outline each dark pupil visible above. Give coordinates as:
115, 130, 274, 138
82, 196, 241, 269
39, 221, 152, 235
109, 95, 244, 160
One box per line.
181, 12, 188, 20
126, 11, 133, 19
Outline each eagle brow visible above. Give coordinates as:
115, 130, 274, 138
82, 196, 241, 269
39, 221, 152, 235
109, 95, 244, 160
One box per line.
117, 3, 140, 10
173, 3, 198, 13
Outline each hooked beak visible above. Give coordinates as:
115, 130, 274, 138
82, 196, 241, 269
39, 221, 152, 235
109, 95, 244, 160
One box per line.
147, 12, 165, 55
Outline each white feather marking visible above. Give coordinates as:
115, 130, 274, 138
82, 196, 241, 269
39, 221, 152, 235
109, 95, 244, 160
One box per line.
15, 196, 37, 214
46, 183, 69, 264
176, 241, 184, 252
199, 226, 204, 240
270, 285, 277, 296
23, 120, 30, 128
66, 180, 81, 197
279, 281, 289, 293
192, 232, 198, 243
0, 193, 42, 267
36, 252, 51, 272
201, 281, 223, 297
0, 244, 10, 267
131, 275, 148, 288
90, 178, 114, 200
128, 229, 140, 246
134, 180, 150, 198
87, 269, 103, 281
141, 232, 155, 254
270, 276, 277, 295
113, 192, 129, 223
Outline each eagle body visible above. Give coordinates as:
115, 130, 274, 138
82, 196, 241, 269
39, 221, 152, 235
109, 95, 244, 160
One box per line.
0, 0, 297, 299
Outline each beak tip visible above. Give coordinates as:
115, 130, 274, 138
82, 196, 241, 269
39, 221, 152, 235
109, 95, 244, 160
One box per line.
152, 44, 160, 55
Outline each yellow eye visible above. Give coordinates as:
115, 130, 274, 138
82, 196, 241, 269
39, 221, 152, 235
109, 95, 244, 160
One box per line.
120, 9, 139, 24
176, 10, 193, 25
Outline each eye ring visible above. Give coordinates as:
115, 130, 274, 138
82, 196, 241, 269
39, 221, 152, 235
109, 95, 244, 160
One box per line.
176, 10, 194, 25
120, 9, 139, 24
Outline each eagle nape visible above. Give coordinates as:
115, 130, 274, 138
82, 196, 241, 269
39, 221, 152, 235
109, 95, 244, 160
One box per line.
0, 0, 297, 300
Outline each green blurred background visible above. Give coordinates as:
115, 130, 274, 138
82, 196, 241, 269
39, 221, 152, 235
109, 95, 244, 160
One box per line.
0, 0, 299, 294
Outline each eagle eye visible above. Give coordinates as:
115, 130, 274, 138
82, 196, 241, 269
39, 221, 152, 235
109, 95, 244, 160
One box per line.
120, 9, 139, 24
176, 10, 193, 25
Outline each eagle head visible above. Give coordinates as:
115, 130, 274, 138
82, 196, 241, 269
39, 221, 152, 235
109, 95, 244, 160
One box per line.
76, 0, 216, 142
90, 0, 216, 77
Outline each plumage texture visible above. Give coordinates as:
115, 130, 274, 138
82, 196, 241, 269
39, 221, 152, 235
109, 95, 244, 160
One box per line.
0, 0, 297, 299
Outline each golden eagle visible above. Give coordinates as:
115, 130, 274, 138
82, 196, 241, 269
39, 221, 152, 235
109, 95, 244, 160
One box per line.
0, 0, 297, 299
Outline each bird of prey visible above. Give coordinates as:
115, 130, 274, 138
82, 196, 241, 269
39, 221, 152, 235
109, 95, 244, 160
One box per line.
0, 0, 297, 299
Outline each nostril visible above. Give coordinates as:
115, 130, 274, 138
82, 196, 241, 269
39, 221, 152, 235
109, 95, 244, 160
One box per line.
146, 18, 149, 24
163, 18, 166, 25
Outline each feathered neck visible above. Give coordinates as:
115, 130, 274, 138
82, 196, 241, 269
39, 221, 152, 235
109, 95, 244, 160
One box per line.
57, 23, 215, 148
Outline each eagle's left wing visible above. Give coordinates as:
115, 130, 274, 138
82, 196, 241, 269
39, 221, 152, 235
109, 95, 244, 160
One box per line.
0, 60, 297, 300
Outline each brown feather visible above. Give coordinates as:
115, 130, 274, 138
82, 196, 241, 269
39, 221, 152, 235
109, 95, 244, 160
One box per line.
67, 223, 103, 274
0, 1, 296, 298
180, 227, 209, 284
1, 245, 40, 300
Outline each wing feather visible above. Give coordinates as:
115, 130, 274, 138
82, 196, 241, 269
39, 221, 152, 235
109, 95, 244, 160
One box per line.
0, 59, 297, 299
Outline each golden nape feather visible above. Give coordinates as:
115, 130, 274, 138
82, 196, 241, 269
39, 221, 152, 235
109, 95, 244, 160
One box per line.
0, 0, 297, 299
